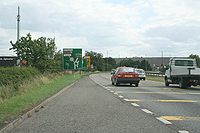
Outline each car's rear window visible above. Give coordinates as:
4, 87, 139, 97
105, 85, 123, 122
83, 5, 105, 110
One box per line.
119, 67, 135, 72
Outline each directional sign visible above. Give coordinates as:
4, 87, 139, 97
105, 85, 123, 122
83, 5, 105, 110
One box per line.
63, 48, 82, 70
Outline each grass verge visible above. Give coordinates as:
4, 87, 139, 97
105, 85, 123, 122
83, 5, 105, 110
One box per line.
0, 74, 81, 128
146, 75, 164, 82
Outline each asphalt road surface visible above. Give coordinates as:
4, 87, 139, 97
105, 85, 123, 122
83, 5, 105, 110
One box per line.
91, 73, 200, 133
7, 73, 200, 133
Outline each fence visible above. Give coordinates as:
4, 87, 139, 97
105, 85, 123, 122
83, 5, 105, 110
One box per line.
145, 71, 165, 77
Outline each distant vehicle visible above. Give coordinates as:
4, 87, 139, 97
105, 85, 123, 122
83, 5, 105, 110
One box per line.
135, 69, 146, 80
165, 57, 200, 88
111, 67, 140, 87
110, 69, 116, 75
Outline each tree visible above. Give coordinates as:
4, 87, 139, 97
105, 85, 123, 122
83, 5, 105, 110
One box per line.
85, 51, 105, 71
140, 60, 152, 71
10, 33, 61, 72
104, 57, 116, 71
189, 54, 200, 67
117, 59, 152, 71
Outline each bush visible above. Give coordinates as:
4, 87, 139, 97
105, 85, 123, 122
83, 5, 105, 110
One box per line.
0, 67, 40, 87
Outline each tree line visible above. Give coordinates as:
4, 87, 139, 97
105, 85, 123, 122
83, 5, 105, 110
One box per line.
10, 33, 200, 72
85, 51, 152, 71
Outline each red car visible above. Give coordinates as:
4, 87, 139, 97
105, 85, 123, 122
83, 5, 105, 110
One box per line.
111, 67, 140, 87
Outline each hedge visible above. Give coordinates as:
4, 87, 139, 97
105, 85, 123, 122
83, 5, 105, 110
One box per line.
0, 67, 40, 87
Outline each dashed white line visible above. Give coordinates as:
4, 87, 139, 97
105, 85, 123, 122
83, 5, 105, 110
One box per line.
131, 103, 140, 107
114, 92, 118, 95
156, 117, 172, 125
178, 131, 189, 133
124, 99, 130, 101
110, 90, 114, 93
141, 109, 154, 115
118, 95, 124, 98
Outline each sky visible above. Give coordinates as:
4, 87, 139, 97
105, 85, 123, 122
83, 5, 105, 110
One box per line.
0, 0, 200, 58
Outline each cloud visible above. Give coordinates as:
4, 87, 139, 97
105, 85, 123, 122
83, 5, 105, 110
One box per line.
0, 0, 200, 57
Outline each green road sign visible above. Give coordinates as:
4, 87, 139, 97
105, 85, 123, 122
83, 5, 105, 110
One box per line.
63, 48, 82, 70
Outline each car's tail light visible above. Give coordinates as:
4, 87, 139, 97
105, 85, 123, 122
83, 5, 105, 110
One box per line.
117, 74, 123, 78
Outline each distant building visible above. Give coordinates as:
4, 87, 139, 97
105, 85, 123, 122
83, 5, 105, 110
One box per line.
0, 56, 17, 67
114, 57, 171, 67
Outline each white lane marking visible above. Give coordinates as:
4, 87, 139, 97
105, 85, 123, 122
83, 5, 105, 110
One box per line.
131, 103, 140, 107
114, 92, 118, 95
124, 99, 130, 101
156, 117, 172, 125
110, 90, 114, 93
141, 109, 154, 114
123, 99, 140, 102
107, 89, 111, 91
178, 131, 189, 133
118, 95, 124, 98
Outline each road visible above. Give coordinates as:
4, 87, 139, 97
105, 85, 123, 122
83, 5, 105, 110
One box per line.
91, 73, 200, 133
6, 73, 200, 133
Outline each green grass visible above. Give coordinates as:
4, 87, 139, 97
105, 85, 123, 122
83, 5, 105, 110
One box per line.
0, 74, 81, 128
146, 75, 164, 82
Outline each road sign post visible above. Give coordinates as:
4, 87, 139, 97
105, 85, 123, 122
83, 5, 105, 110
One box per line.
63, 48, 82, 70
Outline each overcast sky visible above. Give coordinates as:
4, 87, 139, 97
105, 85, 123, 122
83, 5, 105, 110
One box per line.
0, 0, 200, 57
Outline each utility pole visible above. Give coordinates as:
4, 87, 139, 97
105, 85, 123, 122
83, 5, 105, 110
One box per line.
145, 55, 147, 71
17, 6, 20, 41
145, 59, 147, 71
161, 51, 164, 66
161, 51, 164, 74
106, 50, 108, 71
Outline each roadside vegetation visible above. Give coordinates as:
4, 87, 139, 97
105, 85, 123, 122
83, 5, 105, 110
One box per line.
0, 73, 81, 128
0, 67, 40, 99
146, 75, 164, 82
